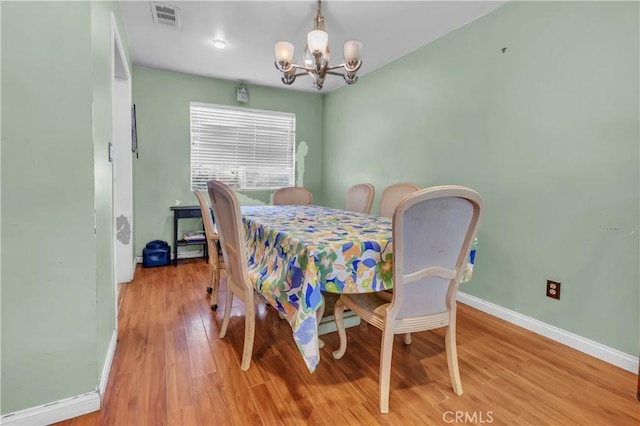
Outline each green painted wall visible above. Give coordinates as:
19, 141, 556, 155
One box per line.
323, 1, 639, 356
132, 67, 323, 256
1, 1, 97, 413
1, 0, 130, 415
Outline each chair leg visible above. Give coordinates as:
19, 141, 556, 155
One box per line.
445, 324, 463, 395
207, 265, 214, 297
210, 265, 220, 311
402, 333, 412, 345
379, 325, 395, 414
331, 298, 347, 359
219, 287, 233, 338
240, 302, 256, 371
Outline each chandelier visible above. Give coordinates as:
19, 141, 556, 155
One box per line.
274, 0, 363, 91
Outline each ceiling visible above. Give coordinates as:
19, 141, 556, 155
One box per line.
119, 1, 506, 94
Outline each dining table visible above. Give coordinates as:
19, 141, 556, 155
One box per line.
241, 204, 477, 373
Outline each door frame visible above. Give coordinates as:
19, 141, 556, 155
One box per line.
111, 12, 133, 327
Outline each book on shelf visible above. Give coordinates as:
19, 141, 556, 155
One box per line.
182, 231, 206, 242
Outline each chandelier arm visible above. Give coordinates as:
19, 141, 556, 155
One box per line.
325, 63, 348, 71
325, 70, 347, 77
290, 63, 317, 73
324, 61, 362, 73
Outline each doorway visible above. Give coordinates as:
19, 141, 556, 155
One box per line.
111, 13, 133, 321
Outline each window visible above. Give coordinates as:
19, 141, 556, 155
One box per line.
190, 102, 296, 190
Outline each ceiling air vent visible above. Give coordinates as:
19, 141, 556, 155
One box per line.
150, 2, 180, 28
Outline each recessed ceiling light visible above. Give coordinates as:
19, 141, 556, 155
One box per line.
211, 39, 228, 49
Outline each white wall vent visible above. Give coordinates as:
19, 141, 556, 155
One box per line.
150, 2, 180, 28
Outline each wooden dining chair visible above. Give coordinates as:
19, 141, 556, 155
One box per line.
346, 183, 375, 214
332, 185, 483, 413
194, 189, 226, 311
379, 182, 420, 217
207, 179, 266, 371
272, 186, 314, 205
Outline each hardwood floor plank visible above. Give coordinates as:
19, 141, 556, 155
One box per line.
165, 328, 196, 411
166, 403, 198, 426
249, 382, 289, 426
465, 376, 578, 425
189, 372, 238, 426
182, 297, 218, 377
214, 359, 263, 425
134, 347, 168, 426
263, 353, 316, 418
164, 293, 186, 332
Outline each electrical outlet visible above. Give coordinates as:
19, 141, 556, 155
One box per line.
546, 280, 561, 300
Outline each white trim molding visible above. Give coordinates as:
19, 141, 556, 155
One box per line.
0, 392, 100, 426
99, 330, 118, 397
457, 291, 639, 373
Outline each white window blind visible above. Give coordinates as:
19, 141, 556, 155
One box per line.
190, 102, 296, 190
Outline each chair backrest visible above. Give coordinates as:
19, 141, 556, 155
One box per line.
346, 183, 375, 214
390, 185, 482, 320
194, 189, 216, 237
207, 180, 252, 298
194, 189, 221, 261
272, 187, 314, 205
379, 183, 420, 217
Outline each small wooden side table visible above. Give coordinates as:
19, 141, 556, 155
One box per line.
170, 205, 207, 266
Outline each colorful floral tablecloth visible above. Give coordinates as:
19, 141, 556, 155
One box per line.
241, 205, 477, 373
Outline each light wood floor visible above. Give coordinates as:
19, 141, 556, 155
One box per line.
57, 260, 639, 426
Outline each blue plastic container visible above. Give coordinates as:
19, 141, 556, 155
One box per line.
143, 240, 170, 267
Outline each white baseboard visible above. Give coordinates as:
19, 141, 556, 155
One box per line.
457, 291, 639, 373
99, 330, 118, 397
0, 392, 100, 426
1, 331, 119, 425
136, 249, 205, 264
130, 256, 137, 281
